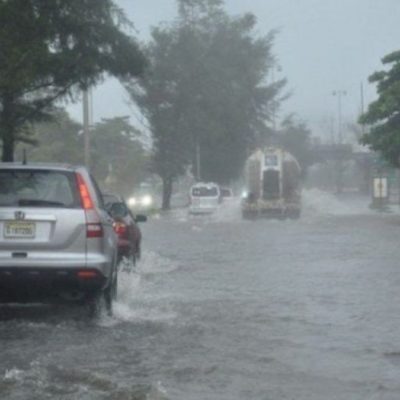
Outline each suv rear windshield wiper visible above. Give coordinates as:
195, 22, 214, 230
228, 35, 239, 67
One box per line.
18, 199, 67, 207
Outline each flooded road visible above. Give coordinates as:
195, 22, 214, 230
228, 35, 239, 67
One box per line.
1, 191, 400, 400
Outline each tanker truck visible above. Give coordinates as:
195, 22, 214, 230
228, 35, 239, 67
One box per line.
241, 147, 302, 219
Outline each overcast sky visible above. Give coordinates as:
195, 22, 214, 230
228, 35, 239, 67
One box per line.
68, 0, 400, 141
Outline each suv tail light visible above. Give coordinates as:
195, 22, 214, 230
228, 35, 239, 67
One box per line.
86, 223, 103, 238
76, 173, 103, 238
76, 173, 94, 210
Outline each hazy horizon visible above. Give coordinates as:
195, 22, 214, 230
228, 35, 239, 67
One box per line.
67, 0, 400, 143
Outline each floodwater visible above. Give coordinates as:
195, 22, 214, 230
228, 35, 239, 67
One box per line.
1, 190, 400, 400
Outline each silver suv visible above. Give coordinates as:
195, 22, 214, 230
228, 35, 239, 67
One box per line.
0, 163, 118, 314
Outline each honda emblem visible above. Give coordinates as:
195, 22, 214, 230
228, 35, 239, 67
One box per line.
15, 211, 25, 220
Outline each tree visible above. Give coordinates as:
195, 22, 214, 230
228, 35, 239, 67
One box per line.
360, 50, 400, 167
277, 116, 315, 177
181, 8, 284, 183
26, 112, 149, 195
126, 0, 284, 208
90, 117, 150, 196
127, 27, 193, 209
0, 0, 146, 161
23, 109, 83, 165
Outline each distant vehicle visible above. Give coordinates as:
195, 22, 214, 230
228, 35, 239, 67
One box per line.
128, 182, 156, 212
103, 193, 146, 267
0, 163, 118, 315
220, 187, 234, 201
241, 147, 302, 219
189, 182, 221, 214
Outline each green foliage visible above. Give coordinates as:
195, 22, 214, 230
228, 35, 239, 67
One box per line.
90, 117, 150, 196
24, 109, 83, 165
23, 111, 149, 196
0, 0, 146, 161
360, 50, 400, 167
277, 116, 315, 177
126, 0, 283, 208
126, 26, 192, 185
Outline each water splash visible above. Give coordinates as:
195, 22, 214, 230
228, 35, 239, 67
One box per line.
3, 368, 23, 382
302, 189, 371, 217
211, 198, 242, 223
138, 250, 179, 275
100, 250, 178, 325
2, 362, 170, 400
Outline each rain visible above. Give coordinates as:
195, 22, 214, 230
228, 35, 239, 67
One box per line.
1, 1, 400, 399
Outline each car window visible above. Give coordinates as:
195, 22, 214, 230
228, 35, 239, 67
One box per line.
192, 187, 219, 197
0, 169, 79, 207
103, 194, 120, 206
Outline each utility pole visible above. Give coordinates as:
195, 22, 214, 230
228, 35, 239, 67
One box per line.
83, 89, 90, 170
329, 116, 335, 145
83, 89, 93, 170
271, 64, 282, 135
271, 66, 276, 133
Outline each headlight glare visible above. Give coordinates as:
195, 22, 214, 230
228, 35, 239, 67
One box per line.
141, 195, 153, 206
128, 197, 137, 207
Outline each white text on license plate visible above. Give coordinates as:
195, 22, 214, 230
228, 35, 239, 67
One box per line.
4, 222, 36, 238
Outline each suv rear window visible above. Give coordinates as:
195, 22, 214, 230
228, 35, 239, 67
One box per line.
0, 170, 80, 208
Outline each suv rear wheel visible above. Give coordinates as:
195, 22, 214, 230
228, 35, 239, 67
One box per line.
105, 267, 118, 314
86, 267, 118, 318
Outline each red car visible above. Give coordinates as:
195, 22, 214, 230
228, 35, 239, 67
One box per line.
103, 193, 146, 266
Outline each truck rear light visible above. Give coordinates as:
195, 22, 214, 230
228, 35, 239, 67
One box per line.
77, 270, 99, 279
86, 223, 103, 238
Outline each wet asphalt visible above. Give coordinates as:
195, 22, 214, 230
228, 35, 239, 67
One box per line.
1, 191, 400, 400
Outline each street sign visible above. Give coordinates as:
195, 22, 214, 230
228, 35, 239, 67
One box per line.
373, 177, 388, 199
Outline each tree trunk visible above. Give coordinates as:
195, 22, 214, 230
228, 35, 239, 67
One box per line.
161, 177, 173, 210
1, 93, 16, 162
2, 133, 15, 162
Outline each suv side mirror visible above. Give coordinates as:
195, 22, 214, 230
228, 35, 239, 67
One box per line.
135, 214, 147, 223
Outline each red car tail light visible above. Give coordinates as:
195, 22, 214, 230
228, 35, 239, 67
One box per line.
77, 270, 99, 279
113, 221, 127, 237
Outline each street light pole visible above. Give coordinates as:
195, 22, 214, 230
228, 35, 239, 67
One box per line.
332, 90, 346, 144
195, 138, 201, 182
332, 90, 347, 194
360, 82, 366, 136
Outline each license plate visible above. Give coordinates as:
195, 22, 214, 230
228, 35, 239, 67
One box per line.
4, 221, 36, 238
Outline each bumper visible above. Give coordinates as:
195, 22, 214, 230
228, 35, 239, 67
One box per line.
189, 206, 217, 215
0, 267, 107, 303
